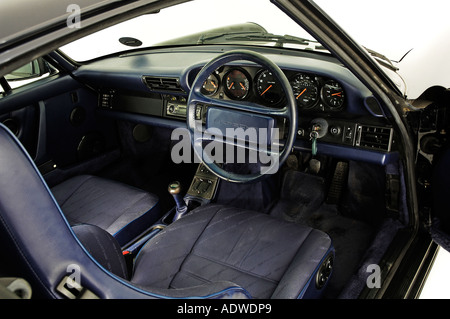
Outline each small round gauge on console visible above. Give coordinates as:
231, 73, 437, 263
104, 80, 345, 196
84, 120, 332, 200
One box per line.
255, 69, 283, 105
224, 68, 250, 100
201, 73, 220, 96
321, 80, 345, 110
290, 73, 319, 109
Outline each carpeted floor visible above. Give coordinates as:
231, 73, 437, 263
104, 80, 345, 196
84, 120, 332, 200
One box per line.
269, 169, 375, 298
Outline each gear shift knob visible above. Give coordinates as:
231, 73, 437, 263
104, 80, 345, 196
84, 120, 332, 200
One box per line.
168, 181, 181, 195
169, 181, 188, 222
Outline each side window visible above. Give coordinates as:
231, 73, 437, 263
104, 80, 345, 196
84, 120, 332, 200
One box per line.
0, 58, 58, 96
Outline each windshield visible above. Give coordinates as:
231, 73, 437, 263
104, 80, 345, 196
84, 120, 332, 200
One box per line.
60, 0, 318, 62
60, 0, 450, 99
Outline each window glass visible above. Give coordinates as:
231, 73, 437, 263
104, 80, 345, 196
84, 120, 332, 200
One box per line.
0, 58, 58, 95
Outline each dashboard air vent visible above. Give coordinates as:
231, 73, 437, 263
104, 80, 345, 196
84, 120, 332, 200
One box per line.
143, 76, 184, 92
356, 125, 393, 152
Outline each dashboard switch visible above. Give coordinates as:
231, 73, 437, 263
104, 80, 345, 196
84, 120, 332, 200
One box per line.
343, 126, 355, 144
195, 105, 203, 120
330, 126, 342, 136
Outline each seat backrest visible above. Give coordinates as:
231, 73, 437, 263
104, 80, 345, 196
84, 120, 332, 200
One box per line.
0, 123, 249, 299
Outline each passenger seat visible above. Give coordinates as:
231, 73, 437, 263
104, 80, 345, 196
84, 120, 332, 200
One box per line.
51, 175, 160, 247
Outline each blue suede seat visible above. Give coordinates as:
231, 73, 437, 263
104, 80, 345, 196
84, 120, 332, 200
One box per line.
51, 175, 160, 247
131, 204, 334, 299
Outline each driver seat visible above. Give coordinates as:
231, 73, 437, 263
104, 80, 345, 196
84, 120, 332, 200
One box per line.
0, 123, 334, 299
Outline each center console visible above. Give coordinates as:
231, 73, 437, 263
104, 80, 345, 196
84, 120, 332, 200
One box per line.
185, 163, 220, 205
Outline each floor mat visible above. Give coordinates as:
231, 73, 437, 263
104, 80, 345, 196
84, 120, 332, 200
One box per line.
214, 163, 280, 214
270, 170, 374, 298
270, 169, 326, 222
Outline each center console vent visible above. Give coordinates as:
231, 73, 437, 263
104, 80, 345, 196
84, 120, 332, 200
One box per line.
356, 125, 393, 152
143, 76, 184, 93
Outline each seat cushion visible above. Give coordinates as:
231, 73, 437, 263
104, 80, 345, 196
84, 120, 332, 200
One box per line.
51, 175, 160, 246
132, 204, 334, 299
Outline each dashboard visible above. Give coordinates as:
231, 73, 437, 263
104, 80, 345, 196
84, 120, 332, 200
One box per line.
77, 45, 397, 165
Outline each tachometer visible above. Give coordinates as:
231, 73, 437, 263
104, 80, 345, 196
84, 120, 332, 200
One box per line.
321, 80, 345, 109
290, 73, 319, 109
224, 69, 250, 100
255, 69, 283, 105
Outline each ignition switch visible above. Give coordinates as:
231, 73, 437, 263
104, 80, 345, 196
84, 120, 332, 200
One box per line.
310, 118, 329, 138
309, 118, 328, 156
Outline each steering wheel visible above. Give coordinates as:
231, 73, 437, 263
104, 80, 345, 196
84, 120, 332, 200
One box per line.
187, 50, 297, 183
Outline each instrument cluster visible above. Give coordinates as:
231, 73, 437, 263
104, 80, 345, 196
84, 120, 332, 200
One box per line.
200, 66, 346, 112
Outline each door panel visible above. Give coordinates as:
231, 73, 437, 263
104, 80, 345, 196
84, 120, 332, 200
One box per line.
43, 85, 118, 168
0, 74, 119, 183
0, 104, 39, 159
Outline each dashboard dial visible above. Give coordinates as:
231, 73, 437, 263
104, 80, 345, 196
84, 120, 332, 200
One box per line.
224, 69, 250, 100
201, 73, 220, 95
322, 80, 345, 109
290, 73, 319, 109
255, 69, 282, 105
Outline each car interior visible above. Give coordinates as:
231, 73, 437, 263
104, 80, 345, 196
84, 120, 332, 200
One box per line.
1, 1, 446, 299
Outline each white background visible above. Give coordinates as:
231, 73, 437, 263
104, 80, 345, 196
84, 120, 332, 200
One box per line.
315, 0, 450, 99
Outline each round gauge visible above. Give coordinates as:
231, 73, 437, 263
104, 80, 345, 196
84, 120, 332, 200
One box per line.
290, 73, 319, 109
255, 69, 283, 105
321, 80, 345, 109
224, 69, 250, 100
201, 73, 220, 95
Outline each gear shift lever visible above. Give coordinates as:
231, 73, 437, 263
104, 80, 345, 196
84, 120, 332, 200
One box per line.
169, 181, 188, 222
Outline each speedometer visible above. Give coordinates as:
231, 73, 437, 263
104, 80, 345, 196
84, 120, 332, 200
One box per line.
290, 73, 319, 109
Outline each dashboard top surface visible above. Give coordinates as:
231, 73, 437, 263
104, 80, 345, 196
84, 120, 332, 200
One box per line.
74, 45, 378, 117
